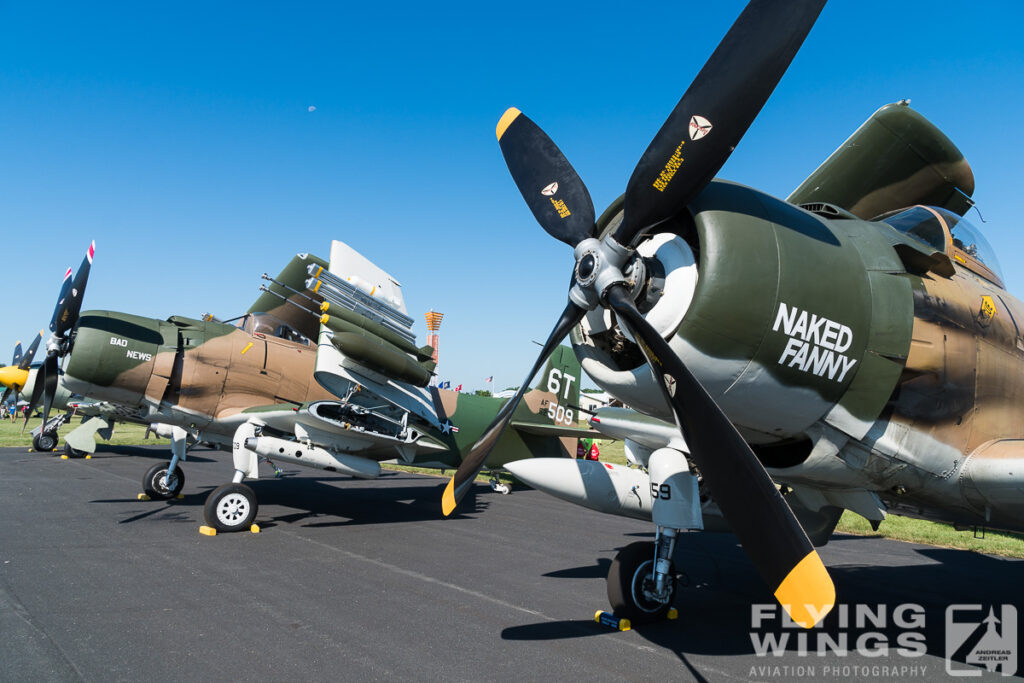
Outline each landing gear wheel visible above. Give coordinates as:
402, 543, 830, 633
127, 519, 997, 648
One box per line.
489, 478, 511, 495
607, 541, 676, 624
143, 463, 185, 500
204, 483, 258, 533
32, 431, 58, 452
63, 442, 87, 459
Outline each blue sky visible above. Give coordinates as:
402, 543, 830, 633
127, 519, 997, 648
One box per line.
2, 1, 1023, 390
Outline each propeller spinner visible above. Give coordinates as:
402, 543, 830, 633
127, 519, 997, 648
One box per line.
0, 330, 42, 404
442, 0, 833, 628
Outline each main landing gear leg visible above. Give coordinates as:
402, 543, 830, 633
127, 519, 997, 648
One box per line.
141, 426, 188, 500
488, 473, 511, 495
204, 422, 260, 532
607, 447, 700, 624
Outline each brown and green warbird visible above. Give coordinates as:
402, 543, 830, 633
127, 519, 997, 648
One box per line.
30, 240, 591, 532
443, 0, 835, 629
449, 0, 1024, 630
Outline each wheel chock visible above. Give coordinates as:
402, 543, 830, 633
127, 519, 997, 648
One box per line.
137, 493, 150, 501
594, 610, 631, 631
176, 494, 185, 500
60, 455, 69, 460
250, 524, 260, 534
667, 607, 678, 620
199, 526, 217, 536
85, 455, 91, 460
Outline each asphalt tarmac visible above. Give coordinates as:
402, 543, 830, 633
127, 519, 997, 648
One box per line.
1, 445, 1021, 682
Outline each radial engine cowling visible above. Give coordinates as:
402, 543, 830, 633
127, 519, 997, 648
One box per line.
572, 180, 914, 445
63, 311, 179, 408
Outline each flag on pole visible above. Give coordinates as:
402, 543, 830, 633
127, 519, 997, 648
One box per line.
454, 384, 462, 392
485, 376, 493, 383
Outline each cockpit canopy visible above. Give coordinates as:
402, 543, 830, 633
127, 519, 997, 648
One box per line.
226, 312, 314, 346
879, 205, 1003, 285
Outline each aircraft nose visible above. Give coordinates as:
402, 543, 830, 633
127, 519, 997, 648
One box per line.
0, 365, 29, 390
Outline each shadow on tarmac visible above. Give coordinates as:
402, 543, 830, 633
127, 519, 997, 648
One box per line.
501, 531, 1024, 677
77, 443, 218, 463
91, 469, 491, 527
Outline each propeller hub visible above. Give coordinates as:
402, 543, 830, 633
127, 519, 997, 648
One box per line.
576, 252, 597, 283
569, 237, 632, 310
45, 334, 64, 357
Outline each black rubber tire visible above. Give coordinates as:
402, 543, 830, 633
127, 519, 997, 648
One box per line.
203, 483, 258, 532
33, 431, 58, 452
607, 541, 676, 624
63, 442, 88, 459
142, 463, 185, 500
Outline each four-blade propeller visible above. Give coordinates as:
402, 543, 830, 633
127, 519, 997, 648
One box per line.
25, 241, 95, 430
442, 0, 833, 628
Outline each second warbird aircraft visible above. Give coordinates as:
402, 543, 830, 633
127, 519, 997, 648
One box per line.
27, 240, 588, 532
443, 0, 1023, 630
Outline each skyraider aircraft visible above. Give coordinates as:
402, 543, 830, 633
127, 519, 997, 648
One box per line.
28, 240, 588, 532
0, 333, 41, 406
442, 0, 1019, 629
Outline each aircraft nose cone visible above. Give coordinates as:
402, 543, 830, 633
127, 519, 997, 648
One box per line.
0, 365, 29, 391
577, 253, 597, 281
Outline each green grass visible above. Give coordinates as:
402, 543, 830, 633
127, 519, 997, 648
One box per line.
0, 416, 157, 448
835, 510, 1024, 559
6, 414, 1023, 557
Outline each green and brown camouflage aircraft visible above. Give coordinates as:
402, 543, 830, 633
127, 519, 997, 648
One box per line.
28, 241, 591, 532
443, 0, 1024, 629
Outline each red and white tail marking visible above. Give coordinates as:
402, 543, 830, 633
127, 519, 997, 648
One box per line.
87, 241, 95, 263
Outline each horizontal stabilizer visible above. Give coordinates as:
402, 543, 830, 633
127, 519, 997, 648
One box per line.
510, 421, 600, 439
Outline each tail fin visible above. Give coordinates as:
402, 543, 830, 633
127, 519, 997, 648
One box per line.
536, 344, 581, 410
510, 344, 582, 427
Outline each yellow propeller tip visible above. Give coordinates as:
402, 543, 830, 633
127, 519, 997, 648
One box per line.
441, 478, 457, 517
496, 107, 521, 141
774, 550, 835, 628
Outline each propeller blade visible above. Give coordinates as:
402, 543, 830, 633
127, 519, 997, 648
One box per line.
496, 108, 596, 247
18, 330, 43, 370
1, 387, 11, 405
23, 366, 46, 432
53, 241, 95, 337
40, 354, 59, 427
605, 285, 834, 628
614, 0, 826, 246
49, 267, 74, 334
12, 342, 22, 367
442, 300, 585, 515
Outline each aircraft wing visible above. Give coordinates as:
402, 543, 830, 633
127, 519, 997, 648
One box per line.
541, 405, 886, 546
229, 400, 450, 462
246, 252, 330, 342
510, 421, 601, 439
311, 241, 442, 430
587, 406, 688, 453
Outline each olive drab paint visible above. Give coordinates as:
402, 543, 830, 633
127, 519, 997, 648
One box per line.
772, 303, 857, 383
570, 103, 1024, 536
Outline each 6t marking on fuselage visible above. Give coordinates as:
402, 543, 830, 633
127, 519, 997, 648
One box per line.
543, 367, 577, 426
110, 336, 152, 362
